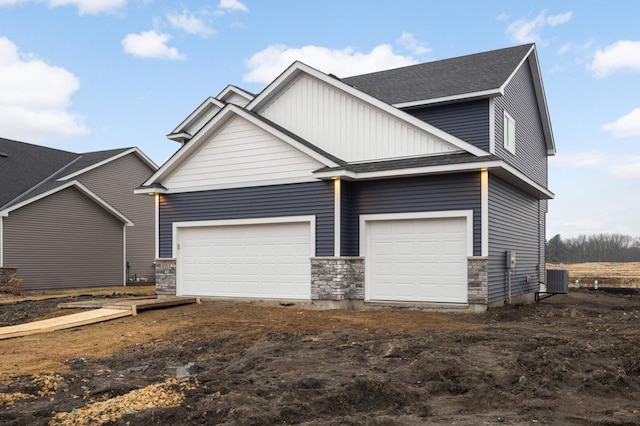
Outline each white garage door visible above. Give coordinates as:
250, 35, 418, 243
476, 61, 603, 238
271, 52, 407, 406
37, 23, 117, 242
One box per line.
177, 219, 313, 299
364, 215, 469, 304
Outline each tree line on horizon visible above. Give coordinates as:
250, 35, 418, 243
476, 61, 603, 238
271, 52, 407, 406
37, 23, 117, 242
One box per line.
546, 233, 640, 263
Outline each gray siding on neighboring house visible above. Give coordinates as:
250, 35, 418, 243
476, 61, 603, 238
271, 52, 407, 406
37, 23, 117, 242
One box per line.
340, 173, 482, 256
494, 60, 548, 187
76, 153, 156, 282
488, 175, 541, 303
406, 99, 491, 152
158, 181, 334, 258
3, 187, 124, 291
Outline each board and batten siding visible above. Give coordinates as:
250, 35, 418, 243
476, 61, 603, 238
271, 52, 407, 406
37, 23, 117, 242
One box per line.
164, 115, 324, 192
488, 175, 542, 303
258, 74, 461, 163
494, 60, 548, 187
406, 99, 491, 152
340, 173, 482, 257
76, 153, 156, 282
3, 187, 124, 291
158, 181, 334, 258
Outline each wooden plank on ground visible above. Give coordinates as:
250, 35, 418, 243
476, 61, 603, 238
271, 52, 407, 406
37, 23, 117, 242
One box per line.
0, 308, 132, 340
103, 296, 199, 314
58, 296, 157, 309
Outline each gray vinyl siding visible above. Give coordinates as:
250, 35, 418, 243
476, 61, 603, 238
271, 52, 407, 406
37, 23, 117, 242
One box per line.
3, 187, 124, 291
158, 181, 334, 258
341, 173, 482, 256
406, 99, 490, 152
494, 60, 548, 187
488, 175, 542, 302
77, 153, 156, 282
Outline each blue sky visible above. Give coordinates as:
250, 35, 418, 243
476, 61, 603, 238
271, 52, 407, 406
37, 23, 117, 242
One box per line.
0, 0, 639, 241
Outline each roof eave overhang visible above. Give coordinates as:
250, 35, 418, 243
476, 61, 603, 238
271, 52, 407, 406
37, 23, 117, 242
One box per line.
393, 88, 503, 109
166, 132, 192, 143
313, 159, 553, 200
0, 180, 135, 225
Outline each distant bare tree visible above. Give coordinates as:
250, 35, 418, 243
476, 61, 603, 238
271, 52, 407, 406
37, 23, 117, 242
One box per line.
546, 233, 640, 263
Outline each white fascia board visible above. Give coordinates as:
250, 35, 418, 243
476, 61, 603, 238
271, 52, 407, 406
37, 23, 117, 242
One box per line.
57, 148, 158, 182
248, 62, 489, 157
166, 132, 191, 143
134, 186, 168, 195
0, 180, 134, 225
217, 85, 255, 103
169, 97, 225, 136
141, 104, 340, 187
144, 176, 320, 195
392, 88, 502, 109
314, 159, 554, 199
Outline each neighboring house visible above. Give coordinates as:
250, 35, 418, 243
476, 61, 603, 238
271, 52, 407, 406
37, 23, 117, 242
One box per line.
137, 43, 555, 310
0, 138, 157, 291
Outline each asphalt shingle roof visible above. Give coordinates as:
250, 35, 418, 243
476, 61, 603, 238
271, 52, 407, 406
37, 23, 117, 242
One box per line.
0, 138, 136, 210
0, 138, 79, 208
341, 44, 533, 105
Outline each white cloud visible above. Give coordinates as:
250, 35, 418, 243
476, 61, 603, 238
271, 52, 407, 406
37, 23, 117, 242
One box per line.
602, 108, 640, 138
550, 150, 605, 168
610, 157, 640, 179
121, 30, 185, 60
590, 40, 640, 78
167, 10, 214, 37
505, 10, 573, 44
0, 37, 88, 142
244, 44, 417, 84
396, 31, 430, 56
218, 0, 247, 12
0, 0, 125, 15
546, 11, 573, 26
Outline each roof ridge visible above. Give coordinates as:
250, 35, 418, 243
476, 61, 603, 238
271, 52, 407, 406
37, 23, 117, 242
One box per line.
342, 43, 534, 79
0, 154, 82, 210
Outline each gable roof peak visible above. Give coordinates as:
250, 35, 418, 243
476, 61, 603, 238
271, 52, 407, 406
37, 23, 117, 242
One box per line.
341, 43, 535, 106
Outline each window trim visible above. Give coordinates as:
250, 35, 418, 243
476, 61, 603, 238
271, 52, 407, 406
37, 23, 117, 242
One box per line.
503, 111, 515, 154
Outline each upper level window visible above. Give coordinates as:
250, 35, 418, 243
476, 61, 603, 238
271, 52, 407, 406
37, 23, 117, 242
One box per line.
503, 111, 515, 154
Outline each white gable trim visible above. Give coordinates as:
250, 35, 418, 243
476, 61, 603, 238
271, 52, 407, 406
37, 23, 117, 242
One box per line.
142, 104, 341, 188
0, 180, 134, 226
217, 85, 255, 104
168, 97, 225, 140
393, 88, 502, 109
247, 62, 488, 157
57, 148, 157, 182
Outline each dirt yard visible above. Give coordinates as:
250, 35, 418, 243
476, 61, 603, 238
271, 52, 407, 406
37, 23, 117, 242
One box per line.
1, 275, 639, 424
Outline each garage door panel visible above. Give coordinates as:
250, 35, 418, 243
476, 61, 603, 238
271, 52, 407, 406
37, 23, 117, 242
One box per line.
178, 221, 311, 299
366, 216, 468, 304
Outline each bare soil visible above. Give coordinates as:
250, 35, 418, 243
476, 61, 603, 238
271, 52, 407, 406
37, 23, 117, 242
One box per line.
548, 262, 640, 288
1, 282, 640, 424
